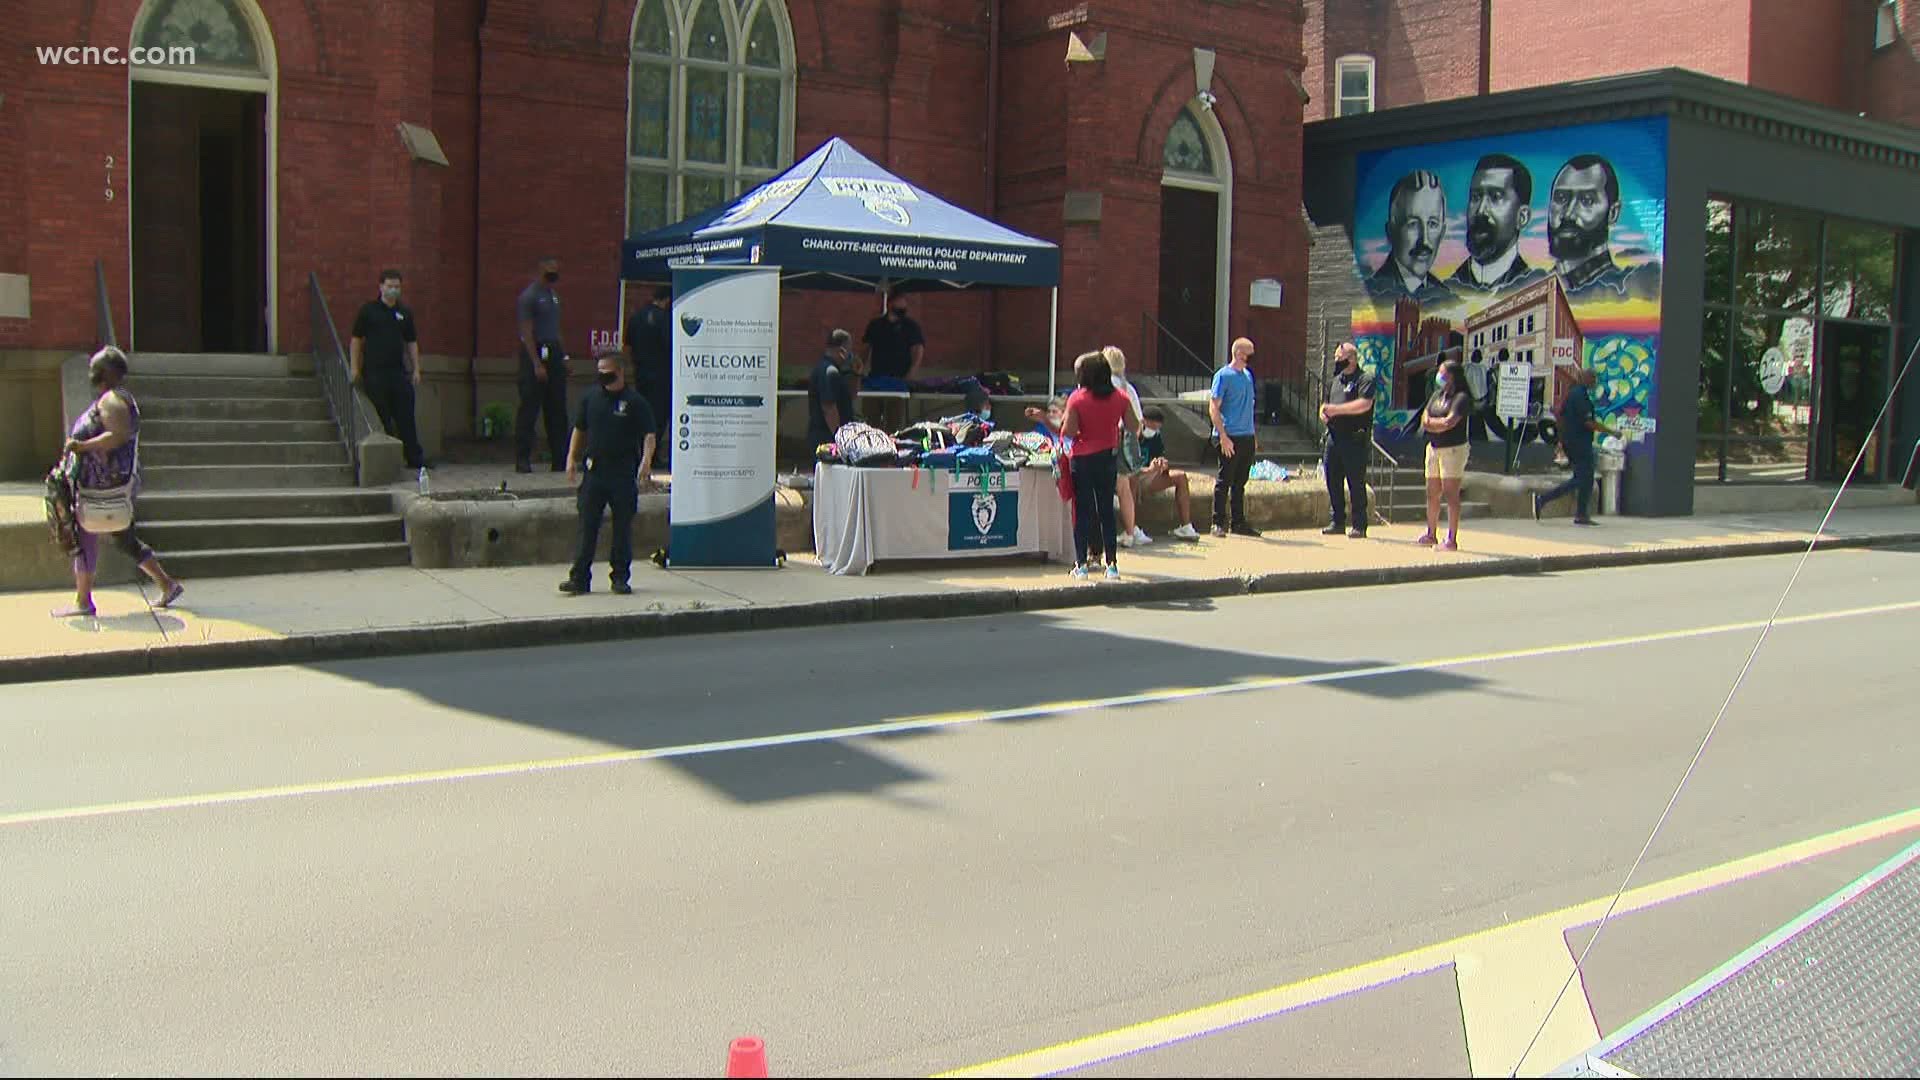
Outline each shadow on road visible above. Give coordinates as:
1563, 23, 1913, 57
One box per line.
311, 610, 1496, 806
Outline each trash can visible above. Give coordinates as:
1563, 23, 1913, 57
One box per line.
1596, 438, 1627, 515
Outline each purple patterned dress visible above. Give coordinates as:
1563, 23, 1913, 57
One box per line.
68, 389, 154, 574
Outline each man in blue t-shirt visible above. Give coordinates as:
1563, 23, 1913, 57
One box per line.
1534, 366, 1619, 525
1208, 337, 1260, 537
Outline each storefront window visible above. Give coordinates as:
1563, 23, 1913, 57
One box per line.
1704, 199, 1732, 305
625, 0, 793, 233
1736, 204, 1820, 313
1697, 199, 1899, 485
1822, 219, 1898, 323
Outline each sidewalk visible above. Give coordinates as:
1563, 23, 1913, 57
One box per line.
3, 505, 1918, 684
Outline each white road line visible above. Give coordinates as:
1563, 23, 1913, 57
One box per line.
3, 598, 1915, 829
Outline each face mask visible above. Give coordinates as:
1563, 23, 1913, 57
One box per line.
980, 406, 992, 420
545, 271, 560, 284
1438, 373, 1449, 389
381, 285, 401, 303
597, 371, 619, 389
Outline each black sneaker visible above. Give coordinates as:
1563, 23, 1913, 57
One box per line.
1531, 494, 1543, 522
1210, 525, 1229, 538
1230, 523, 1263, 538
611, 582, 633, 595
1348, 527, 1368, 539
516, 462, 534, 474
558, 579, 589, 596
1573, 517, 1599, 527
1321, 524, 1345, 536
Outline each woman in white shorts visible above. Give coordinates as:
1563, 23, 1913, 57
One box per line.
1420, 357, 1472, 551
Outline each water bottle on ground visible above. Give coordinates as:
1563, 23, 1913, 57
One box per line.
418, 467, 430, 495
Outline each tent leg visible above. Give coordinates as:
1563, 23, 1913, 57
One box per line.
1048, 287, 1059, 399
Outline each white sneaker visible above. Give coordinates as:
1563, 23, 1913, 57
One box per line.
1069, 565, 1089, 580
1131, 527, 1153, 545
1171, 523, 1201, 540
1118, 532, 1136, 548
1104, 565, 1121, 582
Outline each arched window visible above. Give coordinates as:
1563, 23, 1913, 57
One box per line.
627, 0, 795, 235
133, 0, 267, 78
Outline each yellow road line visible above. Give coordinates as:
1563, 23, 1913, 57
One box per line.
933, 805, 1920, 1078
3, 598, 1915, 830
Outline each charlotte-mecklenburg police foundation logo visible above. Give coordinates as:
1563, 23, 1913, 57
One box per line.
970, 492, 998, 536
679, 313, 704, 337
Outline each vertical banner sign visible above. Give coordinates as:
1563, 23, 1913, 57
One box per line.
668, 266, 781, 567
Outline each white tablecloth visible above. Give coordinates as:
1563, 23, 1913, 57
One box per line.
813, 463, 1075, 575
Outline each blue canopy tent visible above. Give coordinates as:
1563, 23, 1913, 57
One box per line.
620, 137, 1067, 393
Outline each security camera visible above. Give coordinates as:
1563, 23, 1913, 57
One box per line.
1197, 89, 1218, 111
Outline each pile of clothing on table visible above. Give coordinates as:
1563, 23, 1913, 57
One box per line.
816, 413, 1057, 472
812, 376, 1055, 473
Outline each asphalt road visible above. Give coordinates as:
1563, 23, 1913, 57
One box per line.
2, 548, 1917, 1077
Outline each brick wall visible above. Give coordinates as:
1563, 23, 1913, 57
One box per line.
13, 0, 1308, 416
1489, 0, 1750, 92
1307, 0, 1487, 122
1748, 0, 1876, 112
1867, 0, 1920, 128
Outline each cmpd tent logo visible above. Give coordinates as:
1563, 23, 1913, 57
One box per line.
679, 313, 704, 337
823, 177, 917, 227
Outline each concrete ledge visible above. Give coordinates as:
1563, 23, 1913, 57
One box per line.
6, 527, 1920, 685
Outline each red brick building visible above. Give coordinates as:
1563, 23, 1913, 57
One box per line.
1307, 0, 1920, 128
2, 0, 1309, 469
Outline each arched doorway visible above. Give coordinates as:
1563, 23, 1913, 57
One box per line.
129, 0, 277, 353
1157, 101, 1232, 369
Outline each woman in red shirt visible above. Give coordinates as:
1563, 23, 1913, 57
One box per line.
1061, 350, 1142, 581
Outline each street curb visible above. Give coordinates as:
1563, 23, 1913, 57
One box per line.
5, 530, 1918, 686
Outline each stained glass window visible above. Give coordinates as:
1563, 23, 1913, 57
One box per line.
633, 0, 672, 55
625, 0, 793, 234
135, 0, 262, 73
1163, 109, 1213, 176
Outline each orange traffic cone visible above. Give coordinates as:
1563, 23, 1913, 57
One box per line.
726, 1036, 769, 1078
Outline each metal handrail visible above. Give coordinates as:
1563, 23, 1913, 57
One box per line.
309, 272, 366, 480
1370, 436, 1399, 526
1141, 311, 1216, 395
93, 259, 117, 349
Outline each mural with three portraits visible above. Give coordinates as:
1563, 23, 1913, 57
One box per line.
1347, 117, 1667, 456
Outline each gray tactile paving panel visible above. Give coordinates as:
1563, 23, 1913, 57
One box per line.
1601, 851, 1920, 1078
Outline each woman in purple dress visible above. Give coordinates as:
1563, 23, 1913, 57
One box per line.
55, 347, 184, 618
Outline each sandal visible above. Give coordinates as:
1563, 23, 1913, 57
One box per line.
1416, 532, 1438, 546
52, 604, 97, 619
157, 582, 186, 609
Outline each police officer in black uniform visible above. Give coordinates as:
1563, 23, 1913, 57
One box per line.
1319, 341, 1379, 538
515, 256, 569, 473
561, 350, 657, 596
349, 269, 426, 469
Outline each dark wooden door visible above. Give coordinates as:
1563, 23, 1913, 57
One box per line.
1157, 186, 1218, 370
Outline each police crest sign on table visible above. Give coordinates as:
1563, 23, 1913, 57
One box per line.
667, 265, 781, 568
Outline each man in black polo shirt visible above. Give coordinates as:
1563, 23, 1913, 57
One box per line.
860, 295, 924, 429
561, 350, 657, 596
350, 269, 426, 470
1319, 342, 1378, 538
624, 285, 673, 476
515, 256, 569, 474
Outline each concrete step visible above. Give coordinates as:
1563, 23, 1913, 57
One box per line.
142, 419, 342, 443
141, 514, 405, 553
130, 353, 311, 377
128, 374, 324, 399
139, 463, 358, 490
140, 440, 349, 468
159, 541, 413, 580
137, 489, 395, 521
139, 397, 335, 422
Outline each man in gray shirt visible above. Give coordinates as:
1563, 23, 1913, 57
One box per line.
515, 256, 569, 473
